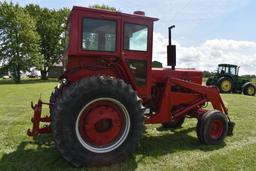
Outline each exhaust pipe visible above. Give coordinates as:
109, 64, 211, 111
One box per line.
167, 25, 176, 70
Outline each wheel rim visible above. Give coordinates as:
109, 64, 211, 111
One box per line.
75, 98, 130, 153
247, 86, 255, 95
221, 80, 232, 92
209, 120, 224, 139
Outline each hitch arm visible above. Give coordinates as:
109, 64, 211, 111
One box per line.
27, 100, 51, 137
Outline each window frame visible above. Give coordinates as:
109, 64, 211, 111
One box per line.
64, 18, 71, 52
81, 17, 118, 53
63, 17, 72, 68
123, 22, 149, 52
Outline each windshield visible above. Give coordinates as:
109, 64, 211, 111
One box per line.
218, 65, 236, 75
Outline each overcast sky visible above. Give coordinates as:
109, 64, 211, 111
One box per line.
5, 0, 256, 74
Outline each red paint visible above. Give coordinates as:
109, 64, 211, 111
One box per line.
78, 100, 125, 146
64, 6, 157, 97
209, 120, 224, 139
27, 100, 51, 137
145, 78, 227, 124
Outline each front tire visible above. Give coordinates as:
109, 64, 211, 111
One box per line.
51, 76, 144, 167
196, 110, 228, 145
243, 83, 256, 96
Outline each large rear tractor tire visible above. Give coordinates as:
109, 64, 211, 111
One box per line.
162, 117, 185, 129
51, 76, 144, 167
49, 83, 66, 116
243, 83, 256, 96
217, 77, 233, 93
196, 110, 228, 145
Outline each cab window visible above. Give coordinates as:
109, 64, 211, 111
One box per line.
218, 66, 226, 74
230, 67, 236, 75
126, 60, 147, 86
82, 18, 116, 52
124, 23, 148, 51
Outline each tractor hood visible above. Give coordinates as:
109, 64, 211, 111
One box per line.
152, 68, 203, 85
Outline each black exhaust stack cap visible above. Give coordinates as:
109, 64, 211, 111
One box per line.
167, 25, 176, 70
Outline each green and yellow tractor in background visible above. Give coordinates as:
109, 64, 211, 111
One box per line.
206, 64, 256, 96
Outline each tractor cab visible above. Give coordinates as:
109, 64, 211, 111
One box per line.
63, 6, 159, 97
217, 64, 239, 77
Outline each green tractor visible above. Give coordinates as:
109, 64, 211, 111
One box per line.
206, 64, 256, 96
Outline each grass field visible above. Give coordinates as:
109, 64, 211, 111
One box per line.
0, 79, 256, 171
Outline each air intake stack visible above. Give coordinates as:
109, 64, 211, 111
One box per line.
167, 25, 176, 70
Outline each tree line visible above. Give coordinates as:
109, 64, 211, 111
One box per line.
0, 2, 70, 82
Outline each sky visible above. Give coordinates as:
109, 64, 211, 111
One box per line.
5, 0, 256, 74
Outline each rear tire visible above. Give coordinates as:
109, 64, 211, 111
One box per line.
49, 84, 63, 116
243, 83, 256, 96
217, 77, 233, 93
51, 76, 144, 167
196, 110, 228, 145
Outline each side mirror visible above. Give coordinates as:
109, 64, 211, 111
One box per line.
167, 45, 176, 69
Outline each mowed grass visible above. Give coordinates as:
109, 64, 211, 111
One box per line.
0, 79, 256, 171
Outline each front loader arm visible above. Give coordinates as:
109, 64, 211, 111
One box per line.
169, 78, 228, 114
146, 77, 228, 124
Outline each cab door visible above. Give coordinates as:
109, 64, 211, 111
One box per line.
121, 17, 153, 97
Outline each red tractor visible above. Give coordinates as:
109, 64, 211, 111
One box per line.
28, 6, 235, 167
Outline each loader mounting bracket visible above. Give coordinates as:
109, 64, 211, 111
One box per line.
227, 121, 235, 136
27, 100, 51, 137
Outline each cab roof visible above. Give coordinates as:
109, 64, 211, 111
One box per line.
72, 6, 159, 22
218, 64, 238, 68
